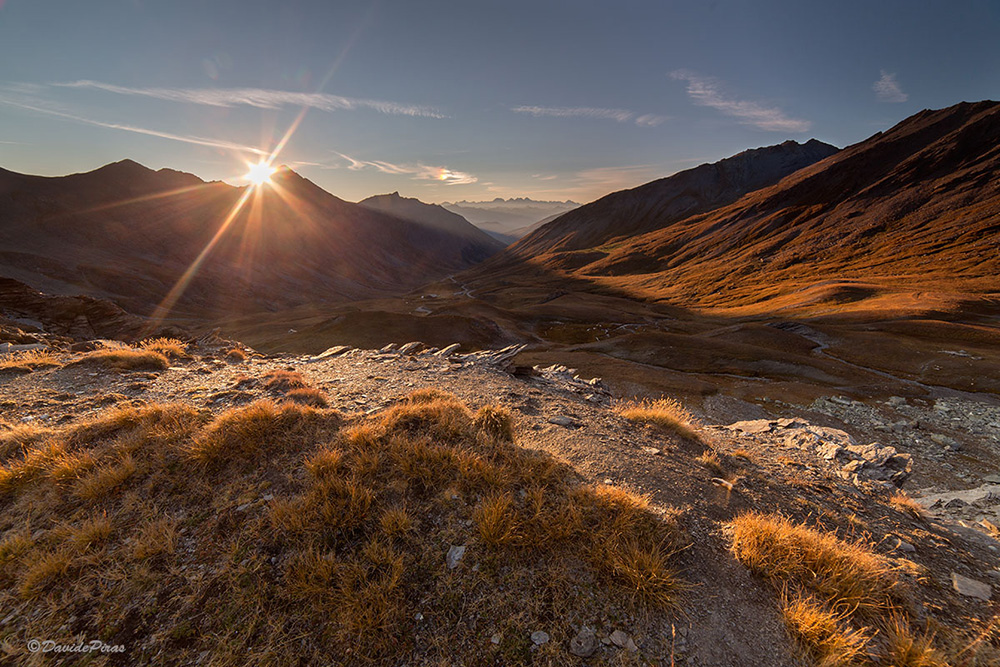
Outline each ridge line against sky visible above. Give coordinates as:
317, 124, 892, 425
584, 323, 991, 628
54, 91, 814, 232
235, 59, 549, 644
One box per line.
0, 0, 995, 203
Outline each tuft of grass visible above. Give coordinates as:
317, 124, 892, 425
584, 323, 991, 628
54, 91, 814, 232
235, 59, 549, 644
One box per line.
780, 593, 871, 667
139, 337, 188, 359
474, 492, 519, 546
884, 616, 948, 667
18, 550, 72, 598
0, 349, 60, 373
186, 399, 340, 465
63, 516, 114, 553
0, 422, 55, 459
0, 440, 67, 494
473, 405, 515, 441
304, 447, 344, 480
378, 507, 413, 538
47, 450, 97, 484
601, 537, 685, 611
77, 348, 169, 371
286, 386, 328, 407
131, 517, 178, 560
263, 370, 308, 392
225, 347, 247, 362
888, 492, 927, 520
696, 450, 726, 477
616, 397, 701, 441
729, 512, 897, 611
73, 455, 137, 500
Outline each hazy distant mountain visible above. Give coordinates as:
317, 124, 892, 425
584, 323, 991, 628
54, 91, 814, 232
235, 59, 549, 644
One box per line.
511, 139, 839, 256
359, 192, 504, 261
492, 101, 1000, 313
0, 161, 505, 319
440, 198, 580, 240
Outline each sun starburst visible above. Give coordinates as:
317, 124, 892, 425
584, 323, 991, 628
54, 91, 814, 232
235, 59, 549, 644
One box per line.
245, 161, 276, 187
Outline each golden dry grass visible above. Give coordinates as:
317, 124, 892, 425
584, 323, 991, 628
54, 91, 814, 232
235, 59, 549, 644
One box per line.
77, 347, 169, 370
888, 492, 927, 520
285, 386, 328, 407
730, 512, 897, 610
225, 347, 247, 361
780, 593, 870, 667
616, 397, 701, 441
262, 369, 309, 392
0, 388, 685, 664
0, 349, 60, 373
139, 337, 189, 359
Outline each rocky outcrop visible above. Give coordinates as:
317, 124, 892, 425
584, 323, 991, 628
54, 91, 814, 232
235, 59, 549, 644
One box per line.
726, 418, 913, 487
0, 277, 180, 344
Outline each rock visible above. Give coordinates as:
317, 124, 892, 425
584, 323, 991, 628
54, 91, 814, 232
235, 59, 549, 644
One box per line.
490, 633, 501, 645
397, 341, 423, 355
985, 474, 1000, 484
641, 446, 661, 456
816, 442, 843, 460
829, 395, 852, 406
570, 627, 597, 657
727, 419, 774, 435
887, 396, 907, 407
530, 630, 550, 645
306, 345, 350, 362
436, 343, 461, 357
842, 460, 866, 474
951, 573, 992, 600
446, 545, 466, 569
378, 343, 398, 353
548, 415, 576, 427
930, 433, 961, 450
890, 536, 916, 553
609, 630, 637, 652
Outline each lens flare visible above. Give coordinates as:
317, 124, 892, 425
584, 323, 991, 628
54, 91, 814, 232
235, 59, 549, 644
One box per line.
245, 161, 276, 186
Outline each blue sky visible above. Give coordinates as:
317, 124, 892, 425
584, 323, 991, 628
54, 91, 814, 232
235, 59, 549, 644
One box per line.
1, 0, 997, 203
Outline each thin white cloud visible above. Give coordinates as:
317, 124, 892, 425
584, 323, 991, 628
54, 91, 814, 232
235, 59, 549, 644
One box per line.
512, 105, 667, 127
0, 97, 265, 155
670, 70, 811, 132
52, 80, 447, 118
873, 70, 908, 103
336, 152, 477, 185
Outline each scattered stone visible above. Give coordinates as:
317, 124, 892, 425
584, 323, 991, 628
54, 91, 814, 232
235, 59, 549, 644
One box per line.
816, 442, 843, 460
641, 446, 661, 456
887, 396, 906, 407
436, 343, 461, 356
306, 345, 350, 362
490, 633, 501, 645
548, 415, 576, 427
570, 627, 597, 657
951, 573, 992, 600
531, 630, 550, 645
397, 341, 423, 355
378, 343, 398, 354
414, 612, 424, 622
727, 419, 773, 435
930, 433, 961, 450
609, 630, 637, 652
842, 460, 866, 474
446, 545, 466, 570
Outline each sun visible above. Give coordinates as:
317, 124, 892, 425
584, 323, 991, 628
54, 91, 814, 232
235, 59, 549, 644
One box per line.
245, 161, 276, 187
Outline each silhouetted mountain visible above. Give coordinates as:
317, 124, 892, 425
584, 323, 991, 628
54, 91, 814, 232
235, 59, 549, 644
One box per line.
358, 192, 504, 262
0, 162, 505, 320
511, 139, 839, 256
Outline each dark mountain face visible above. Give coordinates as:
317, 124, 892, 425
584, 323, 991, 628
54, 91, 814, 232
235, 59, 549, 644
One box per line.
509, 139, 839, 256
358, 192, 505, 263
0, 162, 503, 320
475, 101, 1000, 315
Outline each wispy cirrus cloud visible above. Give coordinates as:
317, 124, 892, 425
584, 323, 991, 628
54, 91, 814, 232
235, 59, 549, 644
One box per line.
0, 96, 265, 155
872, 70, 908, 103
670, 70, 810, 132
512, 105, 667, 127
52, 80, 447, 118
336, 152, 477, 185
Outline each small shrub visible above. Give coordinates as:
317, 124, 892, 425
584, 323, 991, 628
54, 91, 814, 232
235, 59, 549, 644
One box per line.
263, 370, 308, 392
140, 338, 188, 359
286, 387, 328, 407
616, 398, 701, 441
78, 348, 168, 371
473, 405, 515, 441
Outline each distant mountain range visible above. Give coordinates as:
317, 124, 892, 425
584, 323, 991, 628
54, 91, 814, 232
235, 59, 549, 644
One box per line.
481, 101, 1000, 316
0, 161, 502, 320
439, 197, 581, 243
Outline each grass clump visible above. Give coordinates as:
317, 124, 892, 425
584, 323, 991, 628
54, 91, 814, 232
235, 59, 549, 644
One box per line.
286, 386, 328, 407
0, 349, 60, 373
888, 492, 927, 520
77, 347, 169, 371
263, 369, 309, 392
0, 387, 685, 664
780, 593, 870, 667
139, 337, 188, 359
616, 397, 701, 441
